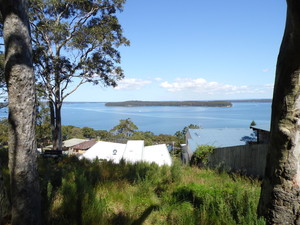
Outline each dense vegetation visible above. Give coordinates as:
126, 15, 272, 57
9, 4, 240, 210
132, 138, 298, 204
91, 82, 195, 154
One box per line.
0, 147, 265, 225
105, 101, 232, 107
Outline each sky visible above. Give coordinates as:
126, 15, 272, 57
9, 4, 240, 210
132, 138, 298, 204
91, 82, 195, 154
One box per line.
66, 0, 287, 102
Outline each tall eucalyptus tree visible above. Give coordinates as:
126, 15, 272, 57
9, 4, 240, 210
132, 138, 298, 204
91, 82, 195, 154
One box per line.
29, 0, 129, 150
0, 0, 41, 224
258, 1, 300, 224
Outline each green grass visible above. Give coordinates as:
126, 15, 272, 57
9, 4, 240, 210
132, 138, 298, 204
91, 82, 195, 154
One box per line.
0, 148, 265, 225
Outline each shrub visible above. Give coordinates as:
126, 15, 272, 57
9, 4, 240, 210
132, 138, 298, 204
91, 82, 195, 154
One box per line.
191, 145, 215, 167
173, 183, 265, 225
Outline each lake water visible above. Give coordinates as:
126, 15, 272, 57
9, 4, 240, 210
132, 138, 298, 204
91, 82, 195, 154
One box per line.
0, 102, 271, 135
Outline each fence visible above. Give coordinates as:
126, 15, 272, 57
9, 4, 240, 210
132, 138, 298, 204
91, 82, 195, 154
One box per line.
208, 144, 268, 178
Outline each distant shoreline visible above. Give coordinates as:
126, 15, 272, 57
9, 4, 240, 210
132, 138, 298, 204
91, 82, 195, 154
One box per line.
105, 101, 233, 107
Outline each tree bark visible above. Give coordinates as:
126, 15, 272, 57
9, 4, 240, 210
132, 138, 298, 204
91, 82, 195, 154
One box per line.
0, 168, 10, 225
0, 0, 41, 224
50, 101, 62, 151
258, 1, 300, 224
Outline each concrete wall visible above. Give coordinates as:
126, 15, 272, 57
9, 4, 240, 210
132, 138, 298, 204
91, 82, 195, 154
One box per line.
208, 144, 268, 178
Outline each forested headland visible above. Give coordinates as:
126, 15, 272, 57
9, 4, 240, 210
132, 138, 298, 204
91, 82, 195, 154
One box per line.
105, 100, 232, 107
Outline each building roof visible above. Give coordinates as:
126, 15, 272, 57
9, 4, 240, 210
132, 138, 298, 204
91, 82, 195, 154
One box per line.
72, 140, 97, 150
187, 128, 254, 152
143, 144, 172, 166
62, 138, 88, 148
122, 140, 144, 163
80, 141, 126, 163
80, 140, 172, 166
45, 138, 88, 150
250, 124, 270, 132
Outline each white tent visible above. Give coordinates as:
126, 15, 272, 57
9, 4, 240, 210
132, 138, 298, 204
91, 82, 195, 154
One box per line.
80, 140, 172, 166
80, 141, 126, 163
143, 144, 172, 166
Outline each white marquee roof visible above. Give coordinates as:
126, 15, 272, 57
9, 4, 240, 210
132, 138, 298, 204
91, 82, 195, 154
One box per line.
80, 140, 172, 166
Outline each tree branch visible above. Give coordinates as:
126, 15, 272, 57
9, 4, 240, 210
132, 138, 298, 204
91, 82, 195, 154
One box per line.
57, 7, 98, 54
62, 78, 87, 101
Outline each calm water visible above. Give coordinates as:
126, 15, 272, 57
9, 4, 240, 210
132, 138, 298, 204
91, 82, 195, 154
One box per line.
62, 102, 271, 134
0, 102, 271, 135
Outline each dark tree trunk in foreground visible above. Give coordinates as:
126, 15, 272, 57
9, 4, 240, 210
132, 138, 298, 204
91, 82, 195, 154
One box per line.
258, 1, 300, 224
0, 169, 10, 224
0, 0, 41, 224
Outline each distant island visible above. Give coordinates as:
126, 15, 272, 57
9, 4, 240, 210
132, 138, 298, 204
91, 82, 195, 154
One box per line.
105, 100, 233, 107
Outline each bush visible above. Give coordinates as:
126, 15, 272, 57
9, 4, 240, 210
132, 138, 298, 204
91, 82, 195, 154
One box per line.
173, 183, 265, 225
37, 155, 264, 225
190, 145, 215, 167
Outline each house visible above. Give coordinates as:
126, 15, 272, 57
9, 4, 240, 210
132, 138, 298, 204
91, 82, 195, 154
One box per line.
79, 141, 127, 163
143, 144, 172, 166
185, 127, 270, 177
122, 140, 144, 163
184, 128, 254, 163
62, 138, 88, 149
80, 140, 172, 166
70, 140, 97, 155
43, 138, 88, 154
250, 124, 270, 144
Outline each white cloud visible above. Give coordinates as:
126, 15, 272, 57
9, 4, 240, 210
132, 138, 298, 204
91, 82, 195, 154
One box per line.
264, 83, 274, 88
160, 78, 271, 96
262, 68, 270, 73
154, 77, 163, 81
115, 78, 152, 90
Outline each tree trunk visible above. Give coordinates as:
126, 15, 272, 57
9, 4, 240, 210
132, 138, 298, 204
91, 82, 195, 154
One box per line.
50, 101, 62, 151
55, 103, 62, 150
258, 1, 300, 224
49, 100, 56, 148
0, 168, 10, 224
0, 0, 41, 224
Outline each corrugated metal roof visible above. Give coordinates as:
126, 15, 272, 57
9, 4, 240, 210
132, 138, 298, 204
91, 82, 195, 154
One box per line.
187, 128, 254, 152
63, 138, 88, 148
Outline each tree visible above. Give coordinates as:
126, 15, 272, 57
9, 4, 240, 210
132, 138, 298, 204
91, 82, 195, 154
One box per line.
62, 125, 84, 140
36, 103, 52, 148
29, 0, 129, 150
82, 126, 96, 139
111, 118, 138, 137
250, 120, 256, 126
0, 0, 41, 224
240, 131, 257, 144
175, 124, 200, 143
258, 1, 300, 224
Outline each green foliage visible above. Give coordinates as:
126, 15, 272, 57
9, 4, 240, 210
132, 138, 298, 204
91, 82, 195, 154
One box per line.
110, 118, 138, 137
36, 102, 52, 147
36, 156, 264, 225
62, 125, 84, 140
95, 130, 114, 141
173, 182, 265, 225
191, 145, 215, 167
250, 120, 257, 126
28, 0, 129, 148
0, 119, 8, 146
174, 124, 200, 144
30, 0, 129, 96
82, 126, 96, 139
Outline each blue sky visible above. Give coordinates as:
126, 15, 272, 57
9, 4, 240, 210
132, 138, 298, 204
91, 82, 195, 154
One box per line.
66, 0, 287, 102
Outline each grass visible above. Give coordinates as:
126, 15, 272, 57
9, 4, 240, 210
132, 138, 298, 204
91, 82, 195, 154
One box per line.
0, 148, 265, 225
